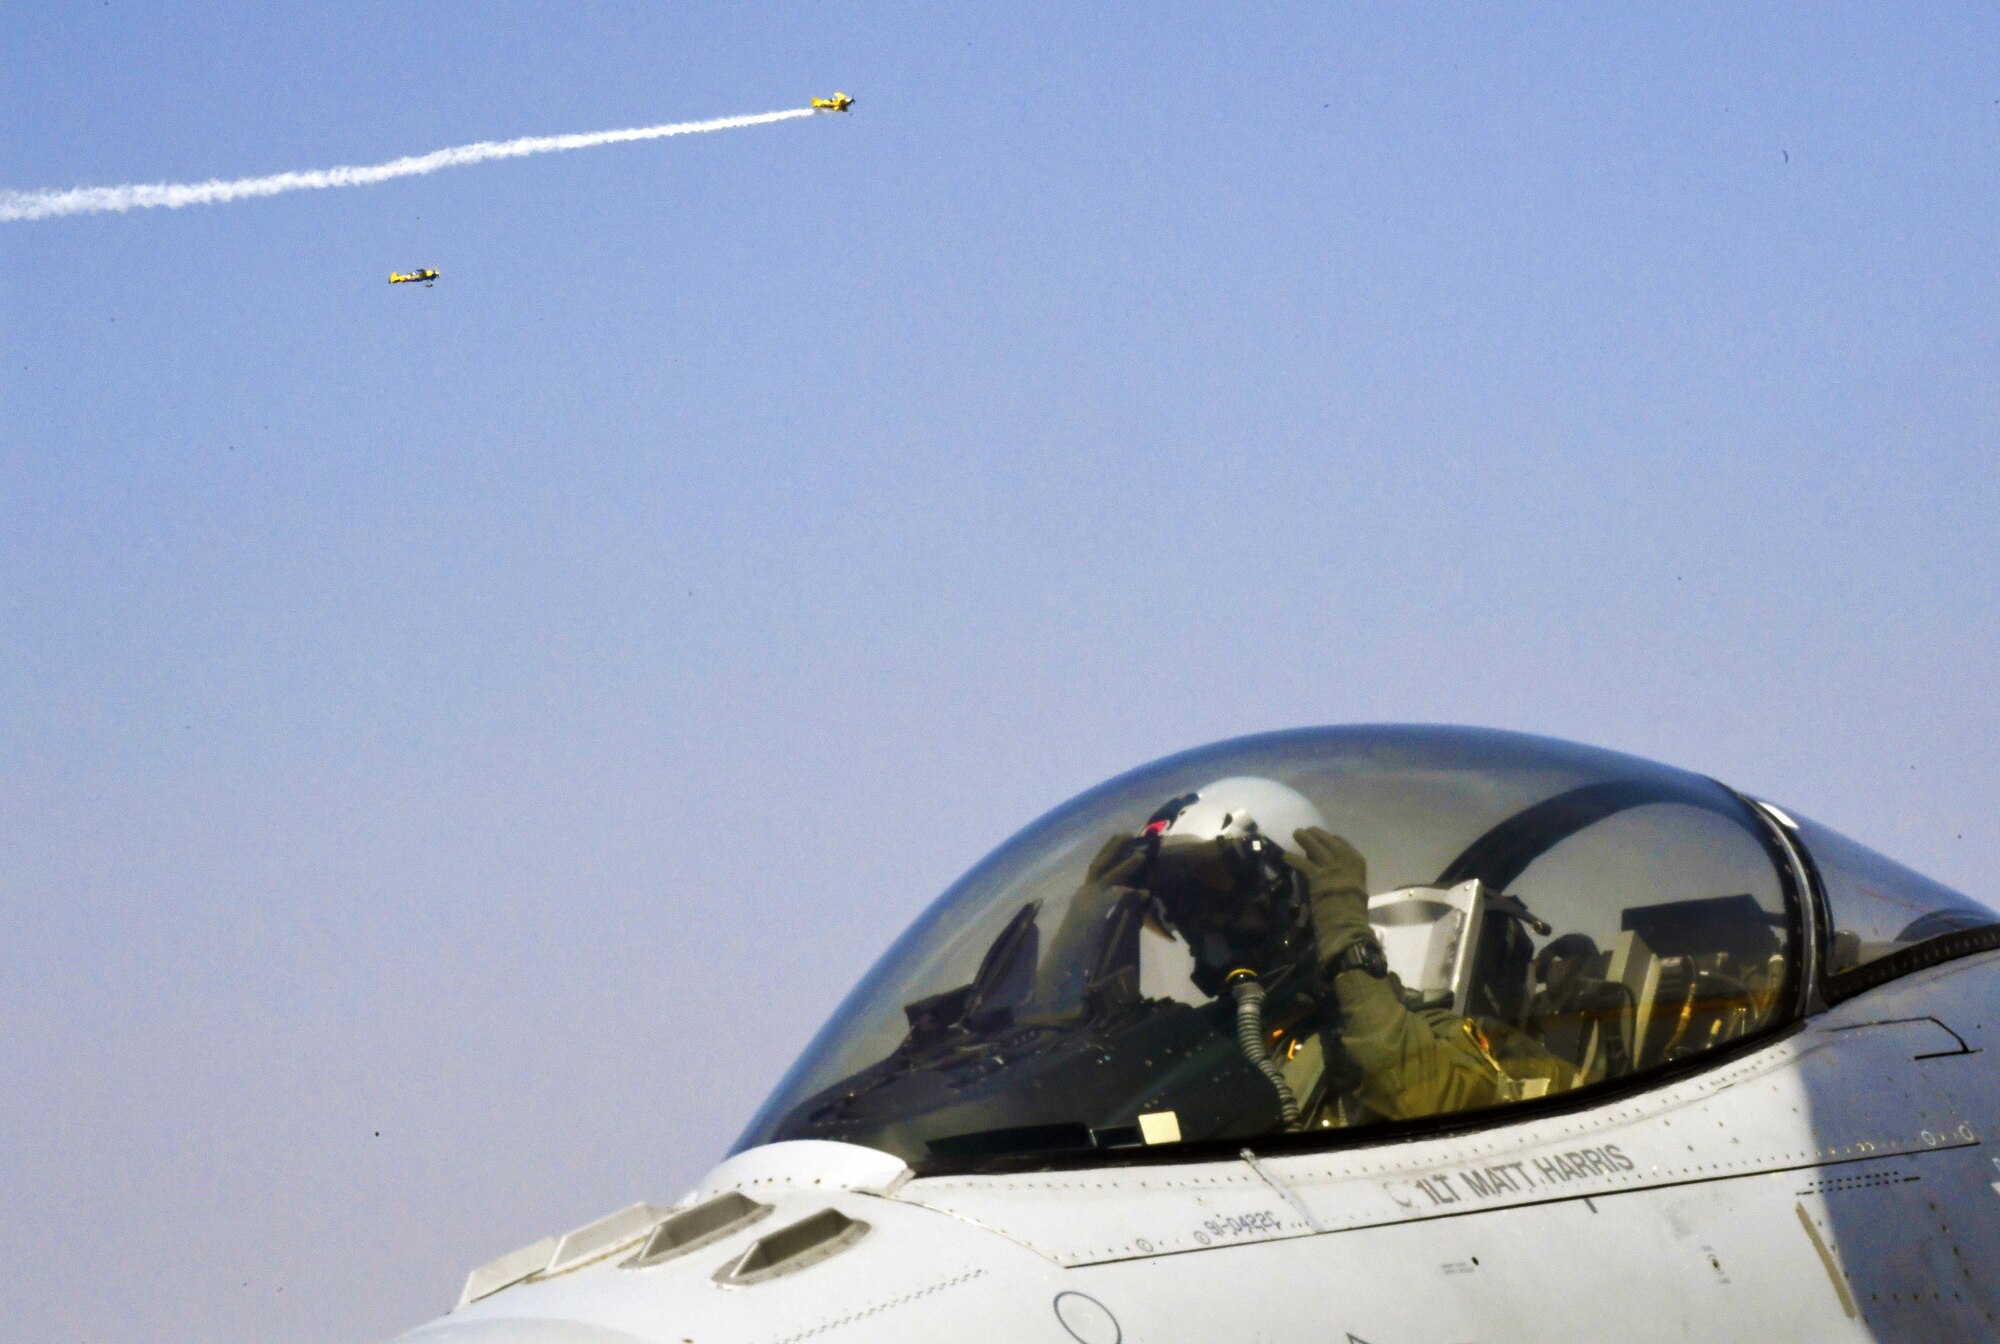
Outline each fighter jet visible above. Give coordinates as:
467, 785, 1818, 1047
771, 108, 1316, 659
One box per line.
811, 92, 853, 113
388, 725, 2000, 1344
390, 269, 439, 287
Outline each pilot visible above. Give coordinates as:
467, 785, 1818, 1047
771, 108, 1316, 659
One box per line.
1290, 827, 1576, 1123
1108, 777, 1573, 1128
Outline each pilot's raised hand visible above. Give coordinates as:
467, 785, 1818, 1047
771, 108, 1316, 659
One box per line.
1292, 827, 1373, 963
1041, 834, 1152, 974
1084, 833, 1147, 890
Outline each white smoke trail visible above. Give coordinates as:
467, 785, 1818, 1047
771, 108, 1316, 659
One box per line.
1, 107, 817, 223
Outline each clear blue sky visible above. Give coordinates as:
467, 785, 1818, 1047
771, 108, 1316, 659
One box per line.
4, 5, 1996, 1342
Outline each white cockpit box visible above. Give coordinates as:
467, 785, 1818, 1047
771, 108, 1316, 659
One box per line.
1367, 879, 1489, 1015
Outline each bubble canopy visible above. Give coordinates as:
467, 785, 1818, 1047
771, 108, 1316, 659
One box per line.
736, 726, 1818, 1168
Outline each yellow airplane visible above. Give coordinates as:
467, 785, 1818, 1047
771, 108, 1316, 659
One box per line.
389, 269, 439, 287
811, 92, 853, 113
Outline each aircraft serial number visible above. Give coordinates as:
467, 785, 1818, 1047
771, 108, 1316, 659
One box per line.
1199, 1209, 1287, 1239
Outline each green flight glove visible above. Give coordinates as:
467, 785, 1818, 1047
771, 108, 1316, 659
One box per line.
1292, 826, 1374, 964
1085, 833, 1146, 889
1040, 833, 1150, 979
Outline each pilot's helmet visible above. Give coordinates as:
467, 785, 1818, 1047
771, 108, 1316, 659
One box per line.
1139, 776, 1327, 986
1144, 775, 1325, 872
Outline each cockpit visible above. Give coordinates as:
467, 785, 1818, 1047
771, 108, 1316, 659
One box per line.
733, 726, 1995, 1169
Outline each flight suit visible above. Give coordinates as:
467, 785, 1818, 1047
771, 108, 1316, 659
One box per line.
1291, 827, 1573, 1123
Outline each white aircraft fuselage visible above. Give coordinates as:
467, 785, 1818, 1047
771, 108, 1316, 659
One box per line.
391, 727, 2000, 1344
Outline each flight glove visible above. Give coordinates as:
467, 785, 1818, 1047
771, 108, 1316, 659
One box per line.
1292, 826, 1375, 965
1084, 833, 1147, 890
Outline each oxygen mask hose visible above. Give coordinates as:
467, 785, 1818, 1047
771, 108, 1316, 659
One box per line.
1227, 970, 1301, 1131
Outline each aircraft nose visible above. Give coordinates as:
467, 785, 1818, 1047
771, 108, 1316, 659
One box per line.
395, 1321, 654, 1344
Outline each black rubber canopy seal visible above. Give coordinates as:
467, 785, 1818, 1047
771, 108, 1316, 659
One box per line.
1822, 924, 2000, 1005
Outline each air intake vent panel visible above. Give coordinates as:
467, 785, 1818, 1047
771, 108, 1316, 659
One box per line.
455, 1235, 557, 1310
625, 1191, 771, 1268
547, 1203, 663, 1276
714, 1209, 868, 1286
